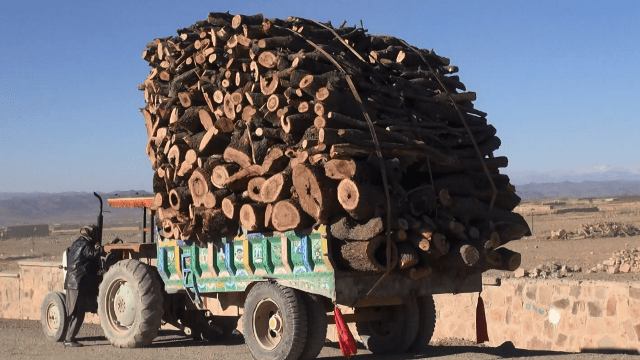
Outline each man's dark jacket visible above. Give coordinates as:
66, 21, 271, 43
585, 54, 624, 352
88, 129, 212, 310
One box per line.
64, 236, 101, 290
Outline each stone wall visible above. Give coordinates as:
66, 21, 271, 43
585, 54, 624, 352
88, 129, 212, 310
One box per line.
431, 278, 640, 352
2, 261, 640, 353
0, 224, 51, 239
0, 272, 20, 319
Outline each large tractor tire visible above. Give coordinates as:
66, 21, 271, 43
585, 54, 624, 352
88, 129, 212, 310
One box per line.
299, 292, 328, 359
411, 295, 437, 352
41, 292, 67, 342
355, 297, 420, 354
98, 259, 163, 348
242, 282, 308, 360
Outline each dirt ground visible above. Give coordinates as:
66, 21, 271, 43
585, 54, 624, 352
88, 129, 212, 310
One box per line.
1, 318, 637, 360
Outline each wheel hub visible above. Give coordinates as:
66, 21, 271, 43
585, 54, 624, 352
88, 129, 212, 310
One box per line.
253, 299, 283, 350
113, 282, 136, 327
268, 314, 283, 332
46, 303, 61, 330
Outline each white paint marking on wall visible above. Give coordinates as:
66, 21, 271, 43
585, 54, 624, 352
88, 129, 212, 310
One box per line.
548, 308, 560, 325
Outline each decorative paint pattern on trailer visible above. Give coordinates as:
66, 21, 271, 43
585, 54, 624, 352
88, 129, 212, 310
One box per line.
157, 226, 336, 299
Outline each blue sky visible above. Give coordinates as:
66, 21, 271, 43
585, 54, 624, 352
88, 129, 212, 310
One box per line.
0, 0, 638, 192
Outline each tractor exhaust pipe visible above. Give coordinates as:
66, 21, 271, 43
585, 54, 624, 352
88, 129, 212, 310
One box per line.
93, 192, 103, 246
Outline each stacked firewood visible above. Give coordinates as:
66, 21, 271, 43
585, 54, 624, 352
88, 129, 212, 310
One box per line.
140, 12, 530, 276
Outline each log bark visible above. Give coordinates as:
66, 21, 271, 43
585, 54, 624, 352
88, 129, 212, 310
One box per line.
169, 186, 192, 211
366, 235, 399, 272
333, 240, 378, 272
199, 209, 239, 240
328, 215, 384, 241
397, 242, 419, 269
224, 164, 262, 191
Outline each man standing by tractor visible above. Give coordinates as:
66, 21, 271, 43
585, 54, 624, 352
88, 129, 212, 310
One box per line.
63, 225, 103, 347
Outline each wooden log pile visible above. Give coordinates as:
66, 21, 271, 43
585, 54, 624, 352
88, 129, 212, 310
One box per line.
140, 12, 530, 277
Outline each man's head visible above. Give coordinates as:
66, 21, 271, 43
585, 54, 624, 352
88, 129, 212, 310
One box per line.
80, 225, 97, 241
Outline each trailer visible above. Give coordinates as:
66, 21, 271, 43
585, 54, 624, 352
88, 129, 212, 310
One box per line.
41, 195, 482, 359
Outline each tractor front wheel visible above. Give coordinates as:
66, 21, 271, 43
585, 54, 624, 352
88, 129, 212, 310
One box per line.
41, 292, 67, 342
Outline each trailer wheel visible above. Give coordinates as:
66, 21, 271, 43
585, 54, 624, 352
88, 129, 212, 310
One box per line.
242, 282, 308, 360
41, 292, 67, 342
299, 292, 328, 359
355, 297, 419, 354
411, 295, 437, 352
98, 259, 163, 348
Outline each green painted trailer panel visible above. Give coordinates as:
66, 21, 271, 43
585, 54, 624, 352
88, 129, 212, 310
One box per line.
156, 226, 336, 299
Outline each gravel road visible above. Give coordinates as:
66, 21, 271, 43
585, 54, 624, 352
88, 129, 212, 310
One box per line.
2, 319, 637, 360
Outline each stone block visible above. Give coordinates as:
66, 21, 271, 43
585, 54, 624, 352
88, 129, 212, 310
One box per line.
598, 335, 619, 348
553, 298, 570, 310
572, 300, 584, 315
525, 284, 537, 301
617, 295, 630, 319
526, 336, 552, 350
569, 285, 581, 298
586, 318, 606, 337
630, 287, 640, 300
488, 308, 504, 324
556, 333, 568, 347
634, 324, 640, 342
0, 272, 21, 319
630, 305, 640, 319
538, 285, 553, 305
588, 302, 602, 317
603, 317, 620, 335
543, 319, 556, 339
553, 284, 570, 298
621, 320, 635, 342
514, 268, 525, 278
595, 286, 607, 299
580, 336, 598, 350
606, 297, 617, 316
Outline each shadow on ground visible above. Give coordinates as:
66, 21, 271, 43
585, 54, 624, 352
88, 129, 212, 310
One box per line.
320, 341, 639, 359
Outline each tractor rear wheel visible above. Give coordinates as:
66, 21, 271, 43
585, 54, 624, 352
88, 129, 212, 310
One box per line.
98, 259, 163, 348
242, 282, 308, 360
298, 292, 328, 359
355, 297, 419, 354
411, 295, 437, 351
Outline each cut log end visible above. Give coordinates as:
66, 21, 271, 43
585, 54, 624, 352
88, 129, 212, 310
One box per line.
271, 199, 313, 232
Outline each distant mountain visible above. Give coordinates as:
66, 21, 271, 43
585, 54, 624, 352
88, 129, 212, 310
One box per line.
515, 180, 640, 201
0, 191, 152, 227
509, 165, 640, 185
